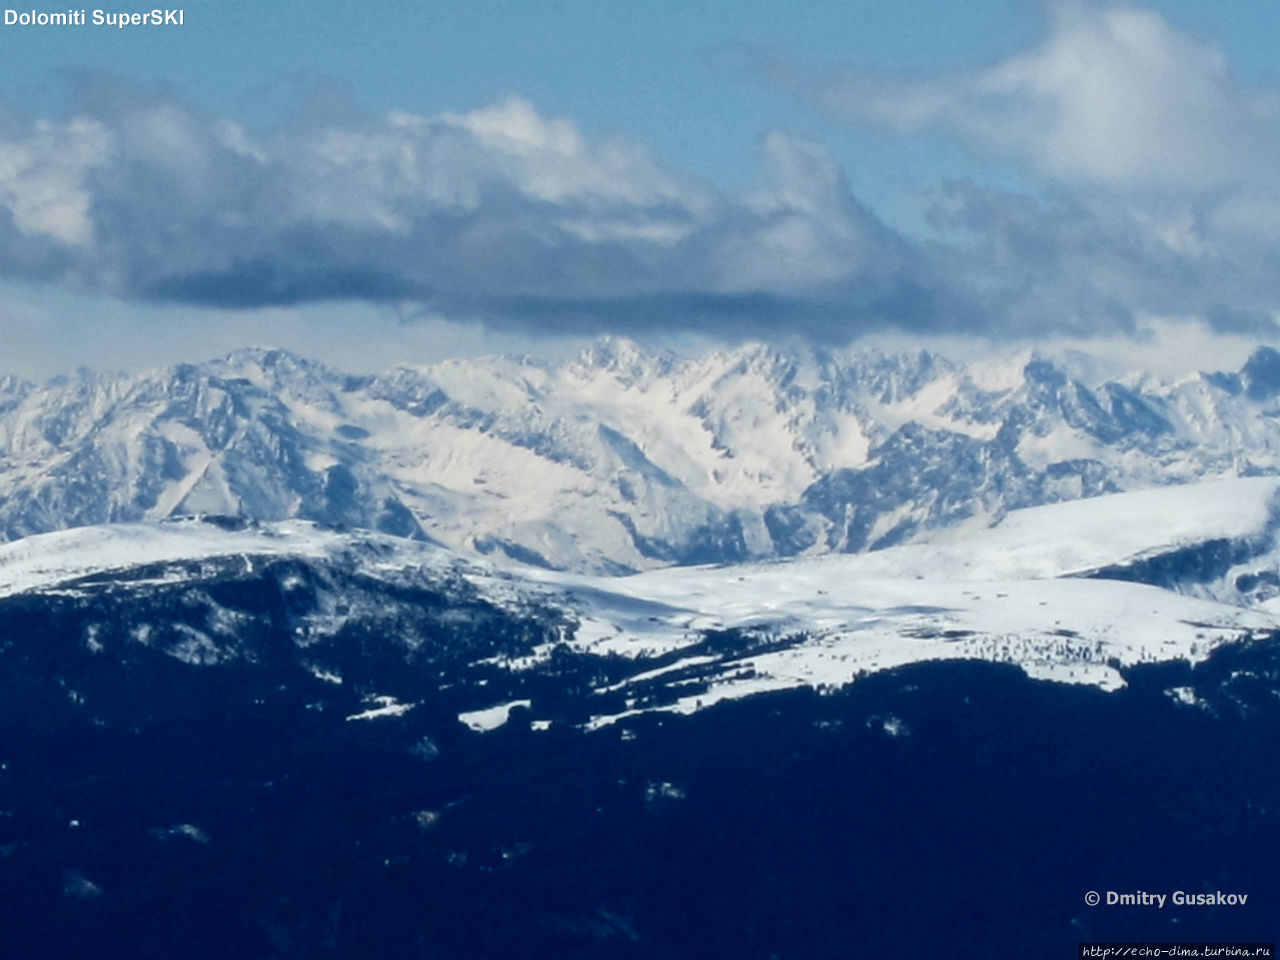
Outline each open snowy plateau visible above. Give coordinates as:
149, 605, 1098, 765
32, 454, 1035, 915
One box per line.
5, 473, 1280, 731
7, 337, 1280, 574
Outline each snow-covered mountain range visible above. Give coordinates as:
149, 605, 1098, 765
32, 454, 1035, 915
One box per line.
5, 338, 1280, 573
6, 472, 1280, 729
9, 342, 1280, 956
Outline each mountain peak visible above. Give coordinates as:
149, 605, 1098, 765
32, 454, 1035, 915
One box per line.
3, 339, 1280, 572
213, 346, 322, 376
1022, 356, 1067, 390
573, 336, 675, 381
1241, 345, 1280, 401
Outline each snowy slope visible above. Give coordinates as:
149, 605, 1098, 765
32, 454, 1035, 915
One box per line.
0, 517, 419, 601
773, 475, 1280, 584
6, 340, 1280, 572
5, 482, 1280, 732
538, 476, 1280, 724
573, 576, 1275, 728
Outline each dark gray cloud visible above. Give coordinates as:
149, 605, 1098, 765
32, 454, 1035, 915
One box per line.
761, 3, 1280, 341
0, 78, 946, 337
924, 178, 1280, 337
0, 67, 1278, 342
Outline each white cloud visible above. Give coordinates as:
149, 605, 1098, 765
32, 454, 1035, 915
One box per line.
807, 3, 1276, 190
753, 3, 1280, 340
2, 63, 1280, 345
719, 132, 905, 291
0, 117, 109, 244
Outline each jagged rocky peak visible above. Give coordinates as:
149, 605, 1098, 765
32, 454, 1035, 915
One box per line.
1241, 345, 1280, 401
211, 345, 290, 374
3, 338, 1280, 571
715, 339, 798, 373
833, 346, 957, 405
1021, 354, 1069, 391
575, 334, 649, 369
209, 345, 338, 391
0, 373, 33, 416
571, 335, 678, 383
0, 372, 30, 390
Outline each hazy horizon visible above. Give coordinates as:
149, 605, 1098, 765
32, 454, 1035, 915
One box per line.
2, 2, 1280, 377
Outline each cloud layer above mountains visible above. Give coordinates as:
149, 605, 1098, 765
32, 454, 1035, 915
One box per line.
0, 81, 936, 338
792, 4, 1279, 191
2, 4, 1280, 342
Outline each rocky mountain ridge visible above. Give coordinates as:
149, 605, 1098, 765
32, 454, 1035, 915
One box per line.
3, 338, 1280, 572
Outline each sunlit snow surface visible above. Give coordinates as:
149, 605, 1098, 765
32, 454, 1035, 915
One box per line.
13, 340, 1280, 576
3, 475, 1280, 730
458, 699, 533, 732
346, 695, 416, 722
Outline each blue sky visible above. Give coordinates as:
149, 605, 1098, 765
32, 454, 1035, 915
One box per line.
1, 0, 1049, 228
1, 1, 1280, 374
